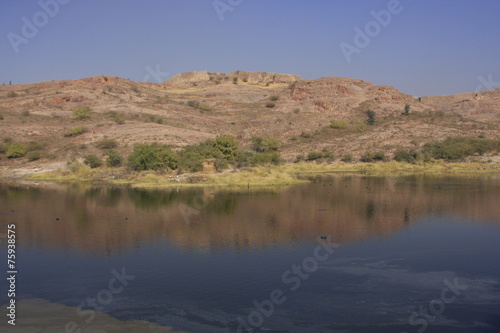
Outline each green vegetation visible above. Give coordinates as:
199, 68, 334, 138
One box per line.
128, 143, 178, 171
329, 119, 348, 130
27, 151, 42, 161
95, 139, 118, 149
266, 102, 276, 108
356, 123, 367, 132
251, 136, 280, 153
73, 106, 91, 120
64, 127, 87, 137
341, 154, 353, 162
360, 151, 386, 162
6, 142, 27, 158
403, 104, 411, 116
106, 150, 123, 167
21, 110, 30, 117
307, 151, 323, 161
366, 110, 376, 125
394, 149, 425, 164
83, 154, 102, 168
269, 95, 279, 101
7, 91, 18, 98
423, 137, 500, 160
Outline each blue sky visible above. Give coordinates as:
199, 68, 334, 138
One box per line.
1, 0, 499, 96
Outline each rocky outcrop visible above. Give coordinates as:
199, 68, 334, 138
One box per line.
164, 70, 211, 85
163, 70, 300, 86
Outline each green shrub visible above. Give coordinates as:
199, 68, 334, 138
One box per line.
423, 137, 500, 160
64, 127, 87, 137
214, 135, 238, 162
27, 141, 44, 151
366, 110, 376, 125
330, 119, 348, 129
83, 155, 102, 168
269, 95, 279, 101
360, 152, 375, 162
156, 118, 164, 124
265, 102, 276, 108
300, 132, 312, 138
394, 149, 421, 164
251, 152, 281, 166
356, 123, 366, 132
295, 155, 305, 162
341, 154, 353, 162
21, 110, 30, 117
0, 143, 7, 154
27, 151, 42, 161
95, 139, 118, 149
403, 104, 411, 116
242, 78, 248, 83
0, 114, 4, 120
106, 150, 123, 167
128, 143, 178, 171
251, 136, 280, 153
6, 142, 27, 158
187, 100, 199, 108
178, 150, 204, 172
307, 151, 323, 161
7, 91, 18, 98
73, 106, 91, 120
373, 151, 386, 161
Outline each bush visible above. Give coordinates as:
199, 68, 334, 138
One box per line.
373, 151, 386, 161
6, 142, 27, 158
178, 150, 204, 172
356, 123, 366, 132
360, 152, 375, 162
21, 110, 30, 117
341, 154, 353, 162
423, 137, 500, 160
128, 143, 178, 171
403, 104, 411, 116
83, 155, 102, 168
106, 150, 123, 167
27, 151, 42, 161
95, 139, 118, 149
394, 149, 421, 164
214, 135, 238, 162
366, 110, 376, 125
7, 91, 18, 98
0, 144, 7, 154
269, 95, 279, 101
265, 102, 276, 108
0, 114, 4, 120
307, 151, 323, 161
27, 141, 44, 152
251, 136, 280, 153
300, 132, 312, 138
64, 127, 87, 137
73, 106, 91, 120
187, 100, 199, 108
251, 152, 281, 166
295, 155, 305, 162
330, 119, 348, 129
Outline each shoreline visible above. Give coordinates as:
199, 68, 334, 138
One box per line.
1, 161, 498, 188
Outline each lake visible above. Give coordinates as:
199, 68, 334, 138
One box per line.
1, 174, 500, 333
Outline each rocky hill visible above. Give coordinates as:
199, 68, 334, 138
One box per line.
0, 71, 499, 174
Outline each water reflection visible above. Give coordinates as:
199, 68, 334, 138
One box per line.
1, 175, 499, 255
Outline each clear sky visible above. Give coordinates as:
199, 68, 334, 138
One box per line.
1, 0, 499, 96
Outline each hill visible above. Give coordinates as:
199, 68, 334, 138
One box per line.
0, 71, 499, 175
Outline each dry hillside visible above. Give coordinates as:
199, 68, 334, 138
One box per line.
0, 70, 499, 175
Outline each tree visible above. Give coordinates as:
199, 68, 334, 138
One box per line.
366, 110, 376, 125
6, 142, 27, 158
73, 106, 91, 120
214, 135, 238, 162
106, 150, 123, 167
83, 155, 102, 168
403, 104, 411, 116
128, 143, 178, 171
251, 136, 280, 153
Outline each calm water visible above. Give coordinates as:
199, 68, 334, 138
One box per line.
1, 175, 500, 333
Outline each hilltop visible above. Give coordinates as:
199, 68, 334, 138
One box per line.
0, 71, 499, 176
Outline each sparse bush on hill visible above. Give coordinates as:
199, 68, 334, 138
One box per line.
366, 110, 376, 125
356, 123, 366, 132
83, 155, 102, 168
266, 102, 276, 108
214, 135, 238, 162
300, 132, 312, 138
394, 149, 423, 164
251, 136, 280, 153
6, 142, 27, 158
403, 104, 411, 116
7, 91, 18, 98
73, 106, 91, 120
360, 151, 385, 162
270, 95, 279, 101
295, 155, 305, 162
0, 114, 4, 120
106, 150, 123, 167
330, 119, 348, 129
128, 143, 178, 171
21, 110, 30, 117
27, 151, 42, 161
64, 127, 87, 137
187, 100, 199, 108
251, 152, 281, 166
307, 151, 323, 161
95, 139, 118, 149
341, 154, 353, 162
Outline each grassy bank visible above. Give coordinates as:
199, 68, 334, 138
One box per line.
23, 160, 500, 188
